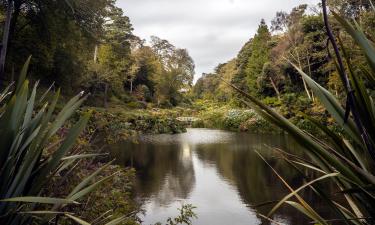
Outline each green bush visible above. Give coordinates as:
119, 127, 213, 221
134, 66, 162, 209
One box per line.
192, 102, 279, 133
223, 109, 254, 131
87, 107, 187, 144
262, 96, 282, 107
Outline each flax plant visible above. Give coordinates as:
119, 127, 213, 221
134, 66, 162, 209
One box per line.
0, 58, 129, 225
230, 2, 375, 224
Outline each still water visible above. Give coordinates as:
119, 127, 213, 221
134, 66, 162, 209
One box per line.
110, 128, 333, 225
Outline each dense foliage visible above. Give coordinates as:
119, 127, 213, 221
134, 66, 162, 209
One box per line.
226, 1, 375, 224
193, 2, 375, 133
0, 0, 195, 108
1, 0, 375, 224
0, 1, 195, 224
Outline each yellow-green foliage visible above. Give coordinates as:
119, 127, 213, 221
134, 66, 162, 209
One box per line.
192, 100, 278, 133
84, 107, 187, 144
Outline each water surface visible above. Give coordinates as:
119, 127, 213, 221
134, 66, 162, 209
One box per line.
110, 128, 333, 225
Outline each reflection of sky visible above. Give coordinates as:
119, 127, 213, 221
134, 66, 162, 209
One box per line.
129, 129, 315, 225
141, 151, 261, 225
182, 143, 191, 160
141, 128, 235, 145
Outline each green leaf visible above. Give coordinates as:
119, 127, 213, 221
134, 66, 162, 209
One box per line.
68, 160, 113, 197
22, 81, 38, 128
291, 62, 363, 147
239, 92, 361, 185
104, 215, 130, 225
268, 173, 339, 217
62, 154, 106, 161
11, 80, 29, 134
16, 56, 31, 93
1, 197, 78, 205
332, 12, 375, 72
47, 94, 87, 139
255, 151, 329, 225
68, 174, 116, 201
20, 211, 68, 215
0, 82, 14, 102
65, 214, 91, 225
285, 201, 329, 225
38, 82, 55, 104
33, 89, 60, 150
32, 111, 92, 191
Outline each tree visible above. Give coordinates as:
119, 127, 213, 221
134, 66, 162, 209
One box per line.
78, 3, 134, 106
128, 46, 162, 97
258, 62, 282, 100
271, 5, 315, 100
216, 59, 238, 101
0, 0, 116, 85
328, 0, 373, 18
231, 39, 253, 94
150, 36, 195, 106
193, 73, 220, 99
245, 19, 271, 95
128, 63, 139, 93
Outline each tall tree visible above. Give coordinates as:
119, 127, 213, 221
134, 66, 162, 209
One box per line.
328, 0, 373, 18
271, 5, 315, 100
129, 46, 162, 96
150, 36, 195, 106
245, 19, 271, 95
0, 0, 118, 87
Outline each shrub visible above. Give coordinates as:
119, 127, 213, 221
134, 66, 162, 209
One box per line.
223, 109, 255, 131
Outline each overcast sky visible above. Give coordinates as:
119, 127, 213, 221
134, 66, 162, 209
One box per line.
117, 0, 320, 82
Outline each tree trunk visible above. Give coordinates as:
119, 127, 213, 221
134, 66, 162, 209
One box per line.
0, 0, 13, 83
296, 50, 312, 100
269, 77, 281, 101
130, 80, 133, 93
306, 53, 315, 102
311, 91, 315, 102
94, 45, 98, 63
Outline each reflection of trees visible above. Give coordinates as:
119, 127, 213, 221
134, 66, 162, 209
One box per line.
194, 133, 335, 225
111, 141, 195, 206
110, 132, 336, 225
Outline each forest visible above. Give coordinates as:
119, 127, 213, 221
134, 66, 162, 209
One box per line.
0, 0, 375, 224
0, 0, 194, 107
193, 2, 375, 132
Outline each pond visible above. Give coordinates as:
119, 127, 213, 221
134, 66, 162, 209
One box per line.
109, 128, 335, 225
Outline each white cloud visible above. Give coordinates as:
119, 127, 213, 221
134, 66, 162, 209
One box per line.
117, 0, 320, 82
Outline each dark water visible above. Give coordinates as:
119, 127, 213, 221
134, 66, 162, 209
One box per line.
110, 128, 334, 225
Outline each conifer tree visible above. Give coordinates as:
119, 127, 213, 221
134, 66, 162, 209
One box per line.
245, 19, 271, 95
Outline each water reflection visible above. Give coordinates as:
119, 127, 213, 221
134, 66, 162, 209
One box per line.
113, 140, 195, 206
110, 129, 334, 225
